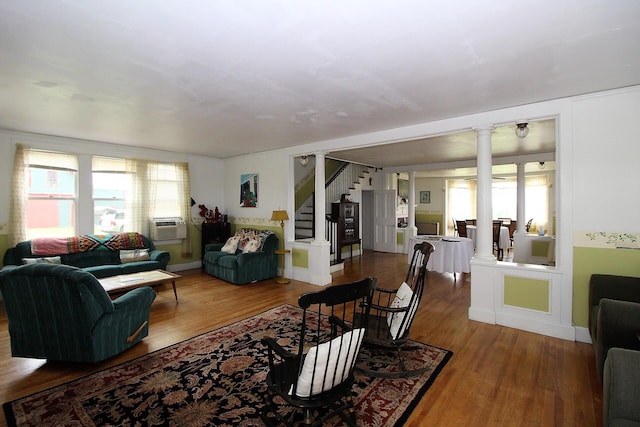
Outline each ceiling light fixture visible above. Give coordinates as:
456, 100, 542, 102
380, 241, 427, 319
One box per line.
515, 122, 529, 139
300, 155, 308, 166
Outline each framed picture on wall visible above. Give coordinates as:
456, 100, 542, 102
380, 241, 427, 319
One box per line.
240, 173, 258, 207
420, 190, 431, 204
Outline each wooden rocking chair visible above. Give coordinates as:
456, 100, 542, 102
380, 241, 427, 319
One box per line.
356, 241, 434, 378
260, 277, 375, 426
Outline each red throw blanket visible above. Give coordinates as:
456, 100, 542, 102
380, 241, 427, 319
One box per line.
31, 233, 144, 256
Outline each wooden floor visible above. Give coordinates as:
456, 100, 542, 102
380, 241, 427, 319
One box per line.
0, 251, 602, 426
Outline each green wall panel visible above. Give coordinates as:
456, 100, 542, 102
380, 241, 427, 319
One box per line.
292, 248, 308, 268
504, 275, 550, 312
397, 231, 403, 245
573, 246, 640, 327
0, 234, 9, 267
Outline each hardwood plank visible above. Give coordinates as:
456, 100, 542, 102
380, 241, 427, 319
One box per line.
0, 251, 602, 426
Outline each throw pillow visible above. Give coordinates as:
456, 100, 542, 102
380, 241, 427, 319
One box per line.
22, 256, 62, 265
119, 249, 150, 264
295, 328, 365, 397
387, 282, 417, 340
242, 238, 261, 253
221, 236, 240, 254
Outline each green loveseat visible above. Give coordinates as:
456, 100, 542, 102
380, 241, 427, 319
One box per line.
203, 228, 278, 284
3, 233, 170, 278
0, 263, 156, 362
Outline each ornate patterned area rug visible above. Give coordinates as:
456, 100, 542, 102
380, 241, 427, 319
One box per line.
3, 304, 452, 427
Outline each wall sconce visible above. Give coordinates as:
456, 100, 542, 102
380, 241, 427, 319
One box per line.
538, 161, 546, 169
515, 122, 529, 139
300, 155, 308, 166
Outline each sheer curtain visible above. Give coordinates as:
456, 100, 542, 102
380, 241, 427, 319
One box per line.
9, 144, 29, 246
127, 159, 157, 235
446, 179, 477, 235
176, 162, 192, 258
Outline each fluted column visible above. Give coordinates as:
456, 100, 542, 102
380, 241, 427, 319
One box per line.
314, 151, 327, 243
408, 171, 416, 229
474, 126, 495, 262
516, 162, 526, 234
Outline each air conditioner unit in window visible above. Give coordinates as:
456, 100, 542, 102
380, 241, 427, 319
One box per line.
150, 217, 187, 241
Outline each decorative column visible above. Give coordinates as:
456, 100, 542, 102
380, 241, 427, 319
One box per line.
313, 151, 327, 243
307, 151, 331, 286
516, 162, 526, 234
408, 171, 416, 230
473, 126, 495, 262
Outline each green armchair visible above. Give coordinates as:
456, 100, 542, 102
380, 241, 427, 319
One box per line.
0, 263, 156, 363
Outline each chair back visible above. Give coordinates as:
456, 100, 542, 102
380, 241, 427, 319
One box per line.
492, 221, 502, 245
293, 277, 375, 398
508, 220, 517, 239
526, 218, 533, 232
456, 220, 468, 238
395, 241, 434, 338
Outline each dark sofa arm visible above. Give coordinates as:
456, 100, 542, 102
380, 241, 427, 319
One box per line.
603, 348, 640, 427
204, 243, 225, 253
148, 249, 170, 270
594, 299, 640, 383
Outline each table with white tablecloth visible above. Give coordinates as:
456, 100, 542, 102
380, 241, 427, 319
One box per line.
466, 225, 510, 250
408, 236, 475, 274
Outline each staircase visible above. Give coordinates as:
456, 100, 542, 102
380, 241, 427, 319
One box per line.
294, 162, 370, 241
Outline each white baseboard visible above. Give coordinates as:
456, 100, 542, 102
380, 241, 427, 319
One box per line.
574, 326, 592, 344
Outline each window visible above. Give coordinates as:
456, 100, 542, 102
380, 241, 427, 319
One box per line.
93, 157, 132, 234
151, 163, 185, 219
92, 157, 191, 239
446, 175, 549, 235
26, 150, 78, 239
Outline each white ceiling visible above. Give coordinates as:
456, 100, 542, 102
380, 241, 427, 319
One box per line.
1, 0, 639, 168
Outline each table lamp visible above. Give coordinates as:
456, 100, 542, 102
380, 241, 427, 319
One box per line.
271, 210, 290, 284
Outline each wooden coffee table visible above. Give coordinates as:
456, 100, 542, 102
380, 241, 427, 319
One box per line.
99, 270, 181, 303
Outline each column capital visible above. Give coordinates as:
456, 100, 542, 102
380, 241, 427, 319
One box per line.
473, 125, 495, 133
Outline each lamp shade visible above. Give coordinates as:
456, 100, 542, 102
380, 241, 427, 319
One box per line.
271, 210, 289, 222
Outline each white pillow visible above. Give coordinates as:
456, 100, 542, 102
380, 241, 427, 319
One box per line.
221, 236, 240, 254
119, 249, 150, 263
22, 256, 62, 265
242, 238, 261, 254
295, 328, 365, 397
387, 282, 418, 340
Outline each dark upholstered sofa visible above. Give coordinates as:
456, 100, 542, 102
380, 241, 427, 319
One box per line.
0, 263, 156, 362
2, 233, 170, 278
203, 228, 278, 284
589, 274, 640, 383
603, 348, 640, 427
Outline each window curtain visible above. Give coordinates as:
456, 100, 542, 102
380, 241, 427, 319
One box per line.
127, 159, 157, 235
446, 179, 477, 235
9, 144, 29, 246
175, 162, 192, 258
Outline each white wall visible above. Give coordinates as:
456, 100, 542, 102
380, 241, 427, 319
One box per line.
572, 88, 640, 231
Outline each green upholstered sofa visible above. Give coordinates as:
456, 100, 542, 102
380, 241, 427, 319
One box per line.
0, 263, 156, 362
203, 228, 278, 284
2, 233, 170, 278
588, 274, 640, 383
603, 348, 640, 427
